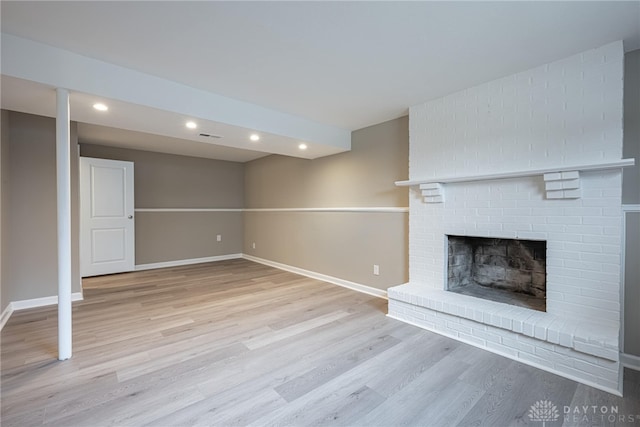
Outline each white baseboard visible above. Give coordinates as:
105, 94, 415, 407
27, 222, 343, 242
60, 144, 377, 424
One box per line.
0, 303, 14, 331
10, 292, 84, 311
135, 254, 243, 271
621, 352, 640, 371
242, 254, 388, 299
1, 292, 84, 331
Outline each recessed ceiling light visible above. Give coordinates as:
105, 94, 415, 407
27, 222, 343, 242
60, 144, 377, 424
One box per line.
186, 121, 197, 129
298, 143, 308, 150
250, 133, 260, 142
93, 103, 108, 111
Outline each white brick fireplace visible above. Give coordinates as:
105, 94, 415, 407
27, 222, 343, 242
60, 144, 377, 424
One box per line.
388, 41, 634, 395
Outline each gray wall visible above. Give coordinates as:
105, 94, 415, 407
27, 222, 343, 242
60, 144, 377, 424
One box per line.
79, 144, 244, 265
623, 49, 640, 357
244, 116, 409, 290
1, 111, 81, 307
624, 213, 640, 356
246, 118, 408, 208
1, 110, 9, 313
623, 49, 640, 205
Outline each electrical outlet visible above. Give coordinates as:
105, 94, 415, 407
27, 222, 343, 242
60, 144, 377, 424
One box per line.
217, 234, 222, 242
373, 264, 380, 276
252, 242, 256, 249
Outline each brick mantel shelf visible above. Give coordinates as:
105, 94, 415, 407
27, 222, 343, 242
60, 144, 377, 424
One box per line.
396, 158, 634, 203
395, 158, 635, 187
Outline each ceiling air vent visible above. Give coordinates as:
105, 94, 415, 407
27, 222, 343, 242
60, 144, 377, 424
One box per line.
199, 133, 222, 139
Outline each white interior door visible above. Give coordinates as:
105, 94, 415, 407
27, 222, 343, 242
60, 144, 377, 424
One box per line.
80, 157, 135, 277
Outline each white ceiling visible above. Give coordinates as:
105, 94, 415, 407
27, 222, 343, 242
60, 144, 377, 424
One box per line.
76, 122, 268, 163
2, 1, 639, 161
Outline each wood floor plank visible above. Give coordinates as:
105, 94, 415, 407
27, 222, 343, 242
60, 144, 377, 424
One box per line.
364, 331, 459, 397
413, 379, 486, 427
194, 310, 398, 398
358, 347, 477, 425
250, 374, 383, 427
308, 385, 386, 427
2, 258, 639, 427
273, 333, 401, 402
147, 384, 287, 427
456, 359, 576, 427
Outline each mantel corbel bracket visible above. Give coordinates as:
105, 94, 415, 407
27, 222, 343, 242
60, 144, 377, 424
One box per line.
419, 183, 444, 203
543, 171, 581, 199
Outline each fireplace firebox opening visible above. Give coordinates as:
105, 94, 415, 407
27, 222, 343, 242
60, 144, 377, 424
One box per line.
447, 235, 546, 312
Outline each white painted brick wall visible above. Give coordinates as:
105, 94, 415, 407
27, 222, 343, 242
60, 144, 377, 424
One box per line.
397, 41, 625, 394
409, 41, 624, 179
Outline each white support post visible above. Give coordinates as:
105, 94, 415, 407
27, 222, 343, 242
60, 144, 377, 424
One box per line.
56, 88, 72, 360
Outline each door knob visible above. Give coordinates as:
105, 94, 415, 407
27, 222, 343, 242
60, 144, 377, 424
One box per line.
128, 215, 133, 219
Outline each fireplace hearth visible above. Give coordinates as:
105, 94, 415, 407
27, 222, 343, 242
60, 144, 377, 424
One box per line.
447, 236, 546, 311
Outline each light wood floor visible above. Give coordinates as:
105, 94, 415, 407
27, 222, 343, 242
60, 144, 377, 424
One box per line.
2, 259, 639, 426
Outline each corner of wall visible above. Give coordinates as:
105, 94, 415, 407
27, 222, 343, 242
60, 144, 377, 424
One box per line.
243, 117, 410, 291
71, 121, 81, 294
1, 109, 11, 314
